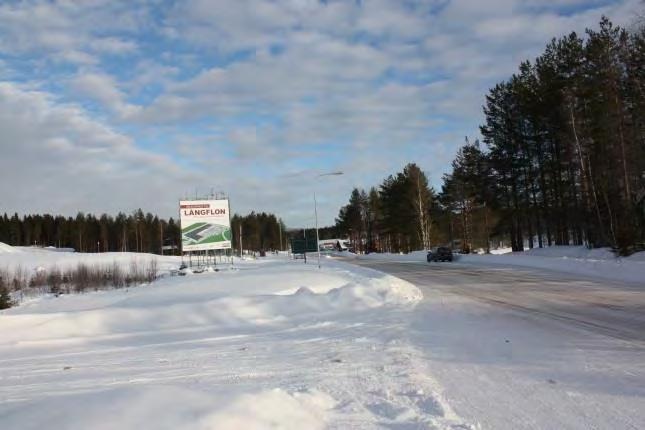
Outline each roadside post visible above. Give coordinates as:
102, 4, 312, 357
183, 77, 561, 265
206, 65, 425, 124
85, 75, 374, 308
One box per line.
313, 171, 343, 268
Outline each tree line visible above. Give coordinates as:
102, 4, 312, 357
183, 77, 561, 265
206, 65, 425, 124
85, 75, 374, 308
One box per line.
0, 211, 181, 254
334, 163, 436, 253
231, 212, 287, 253
333, 17, 644, 255
458, 17, 644, 254
0, 210, 289, 254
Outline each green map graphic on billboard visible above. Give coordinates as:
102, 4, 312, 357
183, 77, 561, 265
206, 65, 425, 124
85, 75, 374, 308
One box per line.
182, 222, 231, 247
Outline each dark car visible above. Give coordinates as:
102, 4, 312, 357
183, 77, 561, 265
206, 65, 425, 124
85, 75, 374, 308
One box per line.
427, 247, 453, 262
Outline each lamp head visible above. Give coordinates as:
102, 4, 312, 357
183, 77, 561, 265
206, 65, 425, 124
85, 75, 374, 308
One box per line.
318, 171, 344, 177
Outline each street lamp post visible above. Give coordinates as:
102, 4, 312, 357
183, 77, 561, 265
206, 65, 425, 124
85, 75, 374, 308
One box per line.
314, 171, 343, 269
314, 191, 320, 268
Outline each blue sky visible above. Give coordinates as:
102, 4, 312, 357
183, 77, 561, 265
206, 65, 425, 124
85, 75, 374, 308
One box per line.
0, 0, 641, 226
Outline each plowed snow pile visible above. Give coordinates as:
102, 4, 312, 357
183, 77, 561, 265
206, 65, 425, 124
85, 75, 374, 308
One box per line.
0, 253, 470, 429
0, 241, 19, 253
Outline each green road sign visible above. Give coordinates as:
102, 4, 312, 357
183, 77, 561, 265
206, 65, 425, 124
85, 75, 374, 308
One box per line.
290, 238, 318, 254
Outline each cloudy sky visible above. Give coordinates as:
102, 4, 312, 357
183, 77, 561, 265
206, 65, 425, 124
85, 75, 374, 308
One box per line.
0, 0, 642, 226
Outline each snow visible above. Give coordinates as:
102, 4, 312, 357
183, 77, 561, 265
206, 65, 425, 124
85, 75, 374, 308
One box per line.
352, 254, 645, 428
348, 246, 645, 285
2, 386, 335, 430
0, 247, 179, 273
0, 251, 471, 429
407, 283, 645, 430
336, 250, 426, 263
42, 246, 76, 253
0, 241, 20, 254
5, 245, 640, 428
489, 247, 512, 255
458, 246, 645, 284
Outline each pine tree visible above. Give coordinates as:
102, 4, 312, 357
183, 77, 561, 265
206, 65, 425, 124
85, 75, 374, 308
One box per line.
335, 165, 434, 253
336, 188, 366, 252
441, 139, 489, 252
465, 17, 644, 253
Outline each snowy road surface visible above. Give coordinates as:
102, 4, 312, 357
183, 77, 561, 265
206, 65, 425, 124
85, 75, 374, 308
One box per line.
349, 259, 645, 429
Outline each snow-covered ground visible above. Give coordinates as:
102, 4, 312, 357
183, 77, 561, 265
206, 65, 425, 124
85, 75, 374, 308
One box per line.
0, 244, 180, 272
0, 241, 21, 254
0, 248, 473, 429
3, 242, 642, 429
342, 246, 645, 285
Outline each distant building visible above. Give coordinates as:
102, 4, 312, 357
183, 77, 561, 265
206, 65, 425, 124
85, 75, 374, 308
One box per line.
318, 238, 350, 252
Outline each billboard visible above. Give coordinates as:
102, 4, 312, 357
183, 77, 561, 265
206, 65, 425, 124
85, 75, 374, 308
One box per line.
180, 199, 232, 251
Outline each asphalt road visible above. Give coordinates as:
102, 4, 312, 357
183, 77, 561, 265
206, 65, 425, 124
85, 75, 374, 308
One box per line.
351, 259, 645, 343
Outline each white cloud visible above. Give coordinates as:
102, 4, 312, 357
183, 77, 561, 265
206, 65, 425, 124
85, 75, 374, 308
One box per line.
127, 60, 180, 91
0, 0, 642, 225
71, 72, 141, 118
0, 1, 142, 63
91, 37, 139, 55
55, 50, 99, 65
0, 82, 191, 217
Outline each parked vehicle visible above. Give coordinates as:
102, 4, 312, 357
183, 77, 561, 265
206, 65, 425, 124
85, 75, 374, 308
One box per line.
427, 247, 453, 262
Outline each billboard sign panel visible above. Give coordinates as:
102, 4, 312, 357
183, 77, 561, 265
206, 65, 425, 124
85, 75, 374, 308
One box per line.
180, 200, 232, 251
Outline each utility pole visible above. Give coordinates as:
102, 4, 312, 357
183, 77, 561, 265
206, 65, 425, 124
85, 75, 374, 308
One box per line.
315, 192, 321, 269
312, 171, 343, 268
484, 202, 490, 254
302, 227, 309, 264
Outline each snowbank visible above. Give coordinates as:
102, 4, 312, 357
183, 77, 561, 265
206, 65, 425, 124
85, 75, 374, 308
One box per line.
42, 246, 75, 253
0, 385, 334, 430
0, 268, 421, 343
458, 246, 645, 284
0, 241, 20, 254
489, 247, 512, 255
0, 254, 463, 429
359, 250, 428, 262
